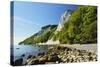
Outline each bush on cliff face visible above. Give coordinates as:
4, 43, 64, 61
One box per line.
58, 6, 97, 44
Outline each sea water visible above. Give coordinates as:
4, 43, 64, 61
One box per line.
11, 44, 48, 64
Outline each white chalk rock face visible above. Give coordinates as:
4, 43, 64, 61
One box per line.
56, 10, 71, 31
46, 10, 71, 44
46, 39, 60, 44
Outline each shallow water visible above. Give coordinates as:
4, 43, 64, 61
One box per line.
11, 44, 48, 64
11, 44, 97, 65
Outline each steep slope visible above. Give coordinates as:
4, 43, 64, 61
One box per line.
19, 25, 57, 45
56, 10, 71, 31
54, 6, 97, 44
19, 5, 97, 45
46, 10, 72, 44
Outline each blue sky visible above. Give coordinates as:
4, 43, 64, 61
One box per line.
12, 1, 78, 44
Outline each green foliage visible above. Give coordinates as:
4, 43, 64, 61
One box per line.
19, 5, 97, 45
19, 25, 57, 45
52, 31, 60, 41
58, 6, 97, 44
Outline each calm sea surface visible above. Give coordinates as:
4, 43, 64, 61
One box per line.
11, 44, 48, 63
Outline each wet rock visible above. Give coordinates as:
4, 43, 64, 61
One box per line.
27, 46, 97, 65
49, 54, 62, 63
27, 55, 32, 59
16, 48, 20, 49
38, 52, 45, 56
31, 59, 39, 65
21, 54, 25, 57
32, 56, 36, 58
14, 58, 23, 66
38, 57, 47, 64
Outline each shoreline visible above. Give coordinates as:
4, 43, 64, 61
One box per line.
26, 45, 97, 65
12, 44, 97, 66
36, 44, 97, 53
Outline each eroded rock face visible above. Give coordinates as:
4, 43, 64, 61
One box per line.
56, 10, 71, 31
46, 10, 72, 44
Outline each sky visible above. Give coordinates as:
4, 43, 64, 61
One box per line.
12, 1, 78, 44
